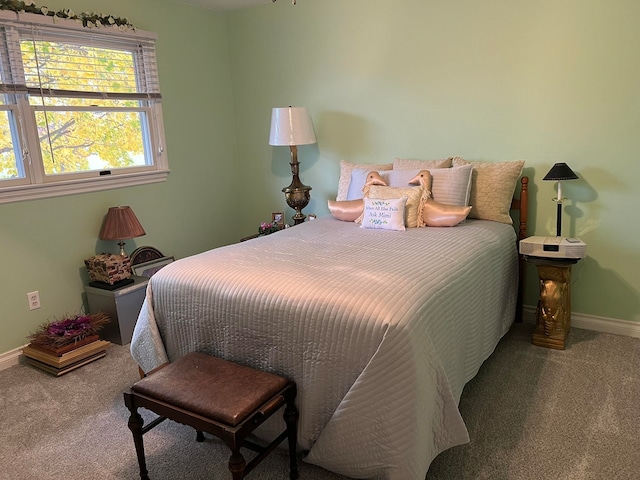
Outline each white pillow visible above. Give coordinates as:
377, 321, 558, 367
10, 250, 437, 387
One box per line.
360, 196, 408, 231
365, 185, 427, 228
429, 164, 473, 206
337, 160, 393, 201
390, 164, 473, 206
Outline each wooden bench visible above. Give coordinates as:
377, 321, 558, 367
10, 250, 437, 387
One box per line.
123, 352, 298, 479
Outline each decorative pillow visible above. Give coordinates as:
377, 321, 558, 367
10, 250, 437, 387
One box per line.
428, 164, 473, 206
395, 165, 472, 205
362, 185, 428, 228
337, 160, 393, 201
392, 157, 453, 170
328, 199, 364, 221
346, 170, 389, 200
422, 200, 472, 227
452, 158, 525, 224
360, 196, 408, 231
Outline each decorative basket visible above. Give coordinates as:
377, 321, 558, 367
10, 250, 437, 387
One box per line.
84, 254, 131, 285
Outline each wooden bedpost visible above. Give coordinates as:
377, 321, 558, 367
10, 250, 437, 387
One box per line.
511, 177, 529, 322
518, 177, 529, 242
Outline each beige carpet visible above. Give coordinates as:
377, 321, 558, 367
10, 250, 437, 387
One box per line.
1, 322, 638, 479
427, 323, 640, 480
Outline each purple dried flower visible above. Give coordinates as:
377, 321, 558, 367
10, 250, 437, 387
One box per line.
47, 315, 92, 337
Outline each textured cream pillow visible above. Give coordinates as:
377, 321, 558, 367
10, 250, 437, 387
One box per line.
364, 185, 428, 228
452, 158, 525, 224
392, 157, 453, 170
360, 196, 408, 231
336, 160, 393, 201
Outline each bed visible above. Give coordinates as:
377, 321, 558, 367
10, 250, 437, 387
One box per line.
131, 162, 528, 480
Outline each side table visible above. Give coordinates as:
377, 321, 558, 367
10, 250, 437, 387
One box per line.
85, 276, 149, 345
525, 257, 578, 350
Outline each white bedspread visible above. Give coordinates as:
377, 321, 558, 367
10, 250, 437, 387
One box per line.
131, 217, 518, 480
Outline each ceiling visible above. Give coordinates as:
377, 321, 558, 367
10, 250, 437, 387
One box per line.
178, 0, 274, 11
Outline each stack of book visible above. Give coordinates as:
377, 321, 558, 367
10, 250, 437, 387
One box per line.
22, 335, 111, 376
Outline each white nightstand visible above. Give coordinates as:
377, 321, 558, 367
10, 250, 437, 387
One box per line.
85, 276, 149, 345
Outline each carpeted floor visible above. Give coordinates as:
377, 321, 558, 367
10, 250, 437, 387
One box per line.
0, 322, 638, 479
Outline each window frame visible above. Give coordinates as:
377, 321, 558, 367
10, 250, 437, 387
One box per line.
0, 11, 169, 204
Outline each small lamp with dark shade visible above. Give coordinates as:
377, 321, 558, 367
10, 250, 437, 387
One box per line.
543, 163, 578, 237
99, 206, 146, 256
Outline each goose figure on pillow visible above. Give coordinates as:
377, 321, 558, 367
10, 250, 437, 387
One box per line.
408, 170, 472, 227
328, 171, 386, 221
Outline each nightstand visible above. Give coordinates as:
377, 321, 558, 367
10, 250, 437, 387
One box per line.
240, 225, 286, 242
85, 276, 149, 345
525, 256, 578, 350
520, 236, 586, 350
240, 233, 261, 242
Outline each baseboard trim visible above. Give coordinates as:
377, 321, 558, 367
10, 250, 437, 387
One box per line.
0, 345, 26, 371
523, 305, 640, 338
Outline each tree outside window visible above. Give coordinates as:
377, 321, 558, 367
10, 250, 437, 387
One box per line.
0, 14, 168, 203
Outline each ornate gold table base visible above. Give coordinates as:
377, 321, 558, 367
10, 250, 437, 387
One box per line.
531, 260, 575, 350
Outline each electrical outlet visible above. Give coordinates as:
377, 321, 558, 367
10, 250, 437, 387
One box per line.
27, 291, 41, 310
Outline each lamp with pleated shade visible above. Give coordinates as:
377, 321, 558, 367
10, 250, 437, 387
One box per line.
99, 206, 146, 256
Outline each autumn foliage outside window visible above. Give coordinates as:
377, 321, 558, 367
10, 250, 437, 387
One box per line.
0, 12, 168, 203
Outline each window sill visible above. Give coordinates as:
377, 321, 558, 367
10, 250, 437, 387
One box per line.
0, 170, 170, 204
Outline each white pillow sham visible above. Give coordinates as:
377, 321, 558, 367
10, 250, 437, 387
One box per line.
389, 164, 473, 206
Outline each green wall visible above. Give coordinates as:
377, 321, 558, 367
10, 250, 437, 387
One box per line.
226, 0, 639, 322
1, 0, 638, 353
0, 0, 244, 352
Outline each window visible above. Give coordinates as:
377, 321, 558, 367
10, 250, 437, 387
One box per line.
0, 13, 168, 203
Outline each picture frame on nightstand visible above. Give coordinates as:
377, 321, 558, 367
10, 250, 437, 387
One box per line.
132, 256, 175, 278
272, 212, 284, 227
130, 246, 164, 266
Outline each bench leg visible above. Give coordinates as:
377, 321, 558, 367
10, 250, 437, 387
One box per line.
228, 450, 246, 480
284, 398, 299, 480
125, 396, 150, 480
196, 430, 205, 442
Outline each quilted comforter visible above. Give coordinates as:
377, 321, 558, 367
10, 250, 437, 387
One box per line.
130, 217, 518, 479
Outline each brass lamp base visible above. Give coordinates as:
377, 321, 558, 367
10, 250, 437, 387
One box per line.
283, 185, 311, 225
283, 144, 312, 225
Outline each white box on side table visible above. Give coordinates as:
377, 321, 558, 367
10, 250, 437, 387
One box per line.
85, 276, 149, 345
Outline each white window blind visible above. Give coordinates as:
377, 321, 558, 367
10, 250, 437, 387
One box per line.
0, 12, 169, 203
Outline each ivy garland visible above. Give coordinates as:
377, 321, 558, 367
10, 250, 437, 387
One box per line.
0, 0, 134, 30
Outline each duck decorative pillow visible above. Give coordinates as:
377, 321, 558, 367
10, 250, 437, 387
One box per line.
329, 168, 470, 227
328, 171, 387, 221
409, 170, 471, 227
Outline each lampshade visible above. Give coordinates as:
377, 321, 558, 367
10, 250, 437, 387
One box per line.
543, 163, 579, 181
269, 107, 317, 146
100, 206, 146, 241
542, 163, 578, 237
